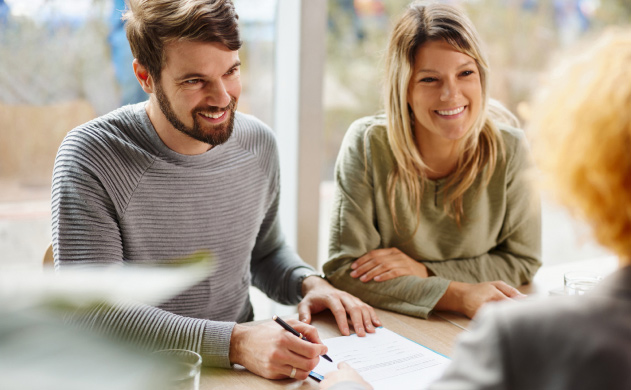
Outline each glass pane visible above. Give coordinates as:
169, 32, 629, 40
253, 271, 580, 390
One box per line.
1, 0, 115, 266
234, 0, 277, 126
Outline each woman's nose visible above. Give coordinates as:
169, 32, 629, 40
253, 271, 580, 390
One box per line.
440, 79, 461, 101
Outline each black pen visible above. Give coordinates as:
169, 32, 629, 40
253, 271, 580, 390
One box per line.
273, 315, 333, 362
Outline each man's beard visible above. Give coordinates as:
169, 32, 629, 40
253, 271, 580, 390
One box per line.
155, 82, 237, 147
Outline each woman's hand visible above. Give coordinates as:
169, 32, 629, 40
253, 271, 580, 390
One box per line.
435, 281, 525, 318
320, 362, 373, 390
350, 248, 429, 282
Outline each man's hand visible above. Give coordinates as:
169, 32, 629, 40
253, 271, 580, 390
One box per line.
229, 319, 327, 380
298, 276, 381, 337
320, 362, 373, 390
350, 248, 429, 282
435, 281, 525, 318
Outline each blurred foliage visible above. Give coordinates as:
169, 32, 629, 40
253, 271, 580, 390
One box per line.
0, 0, 117, 113
324, 0, 631, 178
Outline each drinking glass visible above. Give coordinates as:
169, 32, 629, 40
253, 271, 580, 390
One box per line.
563, 271, 602, 296
154, 349, 201, 390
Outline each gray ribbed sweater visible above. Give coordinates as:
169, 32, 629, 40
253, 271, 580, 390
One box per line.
51, 102, 313, 367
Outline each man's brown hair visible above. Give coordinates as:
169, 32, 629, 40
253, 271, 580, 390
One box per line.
123, 0, 241, 81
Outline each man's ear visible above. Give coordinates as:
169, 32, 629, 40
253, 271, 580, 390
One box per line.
133, 59, 155, 93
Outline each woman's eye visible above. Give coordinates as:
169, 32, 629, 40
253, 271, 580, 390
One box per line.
461, 70, 474, 77
420, 77, 437, 83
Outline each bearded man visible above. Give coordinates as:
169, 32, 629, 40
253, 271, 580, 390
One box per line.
51, 0, 379, 380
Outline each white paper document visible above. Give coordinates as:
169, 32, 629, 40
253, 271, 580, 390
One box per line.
311, 327, 450, 390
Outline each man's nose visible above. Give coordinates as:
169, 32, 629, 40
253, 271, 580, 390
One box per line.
205, 81, 231, 108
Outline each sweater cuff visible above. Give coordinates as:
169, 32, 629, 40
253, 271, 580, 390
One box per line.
200, 321, 236, 368
425, 277, 451, 313
290, 266, 316, 302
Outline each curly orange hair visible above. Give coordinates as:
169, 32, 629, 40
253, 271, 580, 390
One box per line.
531, 29, 631, 264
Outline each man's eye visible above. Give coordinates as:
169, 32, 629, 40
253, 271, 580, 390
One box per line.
184, 79, 200, 85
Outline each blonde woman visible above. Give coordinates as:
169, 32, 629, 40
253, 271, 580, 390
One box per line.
324, 1, 541, 321
322, 28, 631, 390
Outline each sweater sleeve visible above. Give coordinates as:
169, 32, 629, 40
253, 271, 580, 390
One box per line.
69, 300, 236, 368
51, 132, 235, 368
422, 134, 542, 286
52, 132, 125, 267
248, 129, 313, 305
324, 121, 450, 319
428, 305, 507, 390
249, 187, 314, 305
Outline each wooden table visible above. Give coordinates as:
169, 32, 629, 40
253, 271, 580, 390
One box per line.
202, 308, 465, 389
201, 256, 619, 389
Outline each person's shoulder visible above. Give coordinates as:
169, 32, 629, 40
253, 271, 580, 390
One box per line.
233, 111, 275, 139
471, 294, 631, 390
478, 294, 608, 339
63, 104, 141, 150
58, 103, 154, 169
346, 114, 387, 139
342, 114, 388, 151
231, 112, 280, 183
496, 122, 527, 150
493, 122, 532, 171
232, 111, 277, 151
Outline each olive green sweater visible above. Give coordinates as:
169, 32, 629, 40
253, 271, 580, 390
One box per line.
324, 115, 541, 319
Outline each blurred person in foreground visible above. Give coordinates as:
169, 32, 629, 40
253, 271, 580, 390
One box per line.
320, 28, 631, 390
324, 1, 541, 320
51, 0, 379, 380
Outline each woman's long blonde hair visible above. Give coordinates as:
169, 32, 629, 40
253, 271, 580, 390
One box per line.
384, 1, 516, 230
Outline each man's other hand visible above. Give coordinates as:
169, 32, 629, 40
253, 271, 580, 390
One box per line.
298, 276, 381, 337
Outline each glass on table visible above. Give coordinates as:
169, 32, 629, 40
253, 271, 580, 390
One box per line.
548, 270, 604, 296
154, 349, 201, 390
563, 271, 603, 296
